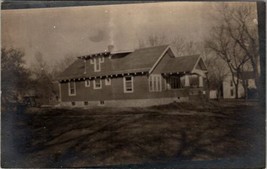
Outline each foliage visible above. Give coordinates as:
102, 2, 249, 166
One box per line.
30, 52, 58, 104
1, 48, 32, 103
51, 54, 76, 79
29, 52, 76, 104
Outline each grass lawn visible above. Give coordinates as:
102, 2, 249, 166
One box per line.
1, 100, 265, 168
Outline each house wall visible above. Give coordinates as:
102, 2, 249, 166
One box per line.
222, 76, 245, 99
248, 79, 256, 88
60, 72, 207, 107
59, 49, 207, 107
61, 75, 191, 101
209, 90, 217, 99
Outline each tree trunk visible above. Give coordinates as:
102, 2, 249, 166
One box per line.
251, 60, 260, 90
234, 81, 239, 99
243, 81, 248, 101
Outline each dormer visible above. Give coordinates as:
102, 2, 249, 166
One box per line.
77, 52, 110, 73
90, 56, 104, 72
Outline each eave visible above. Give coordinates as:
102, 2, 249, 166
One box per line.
77, 52, 110, 60
58, 71, 148, 83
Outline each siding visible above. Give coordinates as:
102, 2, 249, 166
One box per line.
222, 76, 245, 99
60, 75, 191, 102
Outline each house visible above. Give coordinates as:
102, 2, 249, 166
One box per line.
221, 75, 246, 99
57, 45, 208, 107
209, 71, 257, 99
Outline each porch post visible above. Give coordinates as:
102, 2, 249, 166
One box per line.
185, 75, 190, 87
84, 59, 87, 74
199, 76, 203, 87
58, 82, 61, 102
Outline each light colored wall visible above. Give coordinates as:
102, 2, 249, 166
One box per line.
222, 75, 245, 99
248, 79, 256, 88
209, 90, 217, 99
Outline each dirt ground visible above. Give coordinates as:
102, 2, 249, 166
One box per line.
1, 100, 265, 168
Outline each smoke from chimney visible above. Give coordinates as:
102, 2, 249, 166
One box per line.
108, 45, 114, 53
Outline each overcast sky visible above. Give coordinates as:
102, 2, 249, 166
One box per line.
1, 2, 256, 67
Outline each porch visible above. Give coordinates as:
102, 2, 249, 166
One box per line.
148, 72, 207, 101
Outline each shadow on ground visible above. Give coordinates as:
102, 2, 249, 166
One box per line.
1, 101, 265, 168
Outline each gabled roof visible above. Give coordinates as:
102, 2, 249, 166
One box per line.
115, 45, 169, 72
153, 55, 201, 74
58, 45, 169, 80
57, 45, 207, 81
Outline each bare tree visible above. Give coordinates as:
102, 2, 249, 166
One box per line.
51, 54, 76, 79
171, 38, 201, 57
206, 19, 251, 99
138, 33, 168, 48
215, 3, 259, 90
206, 56, 230, 99
34, 52, 48, 72
139, 33, 202, 58
31, 52, 56, 104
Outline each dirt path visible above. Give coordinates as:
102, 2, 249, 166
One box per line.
1, 102, 265, 168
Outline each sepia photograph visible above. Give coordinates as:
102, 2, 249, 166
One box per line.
1, 1, 266, 168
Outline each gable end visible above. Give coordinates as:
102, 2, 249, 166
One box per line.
148, 45, 173, 74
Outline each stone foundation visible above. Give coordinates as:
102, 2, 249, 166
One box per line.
60, 97, 189, 108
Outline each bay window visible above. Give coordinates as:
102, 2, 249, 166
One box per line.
149, 74, 162, 92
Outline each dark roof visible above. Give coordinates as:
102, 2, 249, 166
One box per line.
57, 45, 168, 80
154, 55, 200, 74
77, 52, 110, 60
113, 45, 168, 72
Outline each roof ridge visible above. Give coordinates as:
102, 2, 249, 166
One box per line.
176, 54, 200, 58
137, 44, 169, 50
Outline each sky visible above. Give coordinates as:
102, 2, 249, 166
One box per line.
1, 2, 257, 67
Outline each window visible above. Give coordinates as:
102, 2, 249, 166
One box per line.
123, 76, 134, 93
84, 101, 88, 106
85, 80, 90, 87
105, 78, 111, 85
99, 57, 104, 63
166, 76, 181, 89
93, 79, 102, 89
71, 102, 76, 106
230, 81, 233, 87
91, 57, 104, 72
100, 100, 105, 105
68, 81, 76, 96
95, 59, 101, 72
189, 75, 198, 88
149, 75, 162, 92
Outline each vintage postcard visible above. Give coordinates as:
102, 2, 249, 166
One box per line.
1, 1, 265, 168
